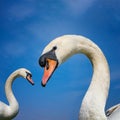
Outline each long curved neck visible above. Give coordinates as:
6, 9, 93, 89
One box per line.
78, 38, 110, 119
5, 70, 20, 116
61, 35, 110, 119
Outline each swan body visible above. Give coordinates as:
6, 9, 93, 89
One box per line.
0, 68, 34, 120
106, 104, 120, 120
39, 35, 120, 120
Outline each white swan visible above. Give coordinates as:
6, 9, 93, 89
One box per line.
0, 68, 34, 120
39, 35, 120, 120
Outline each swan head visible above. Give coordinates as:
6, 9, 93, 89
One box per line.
19, 68, 34, 85
39, 35, 79, 87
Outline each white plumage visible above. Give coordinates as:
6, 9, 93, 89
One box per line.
41, 35, 120, 120
0, 68, 34, 120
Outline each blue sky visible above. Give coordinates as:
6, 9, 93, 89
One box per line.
0, 0, 120, 120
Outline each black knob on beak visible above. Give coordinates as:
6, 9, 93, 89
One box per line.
39, 46, 58, 68
39, 55, 46, 67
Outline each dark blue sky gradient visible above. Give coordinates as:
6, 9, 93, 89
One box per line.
0, 0, 120, 120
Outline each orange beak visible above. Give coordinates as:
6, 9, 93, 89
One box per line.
26, 75, 34, 85
42, 58, 58, 87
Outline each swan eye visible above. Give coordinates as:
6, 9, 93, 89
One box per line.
53, 46, 57, 50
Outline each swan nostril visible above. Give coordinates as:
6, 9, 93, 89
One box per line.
46, 60, 49, 70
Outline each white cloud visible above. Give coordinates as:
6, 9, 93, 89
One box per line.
2, 41, 27, 57
7, 3, 36, 21
62, 0, 96, 16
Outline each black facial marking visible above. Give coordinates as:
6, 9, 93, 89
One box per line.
39, 46, 58, 67
39, 54, 46, 67
26, 71, 32, 78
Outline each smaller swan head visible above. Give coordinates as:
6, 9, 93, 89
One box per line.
39, 35, 78, 87
19, 68, 34, 85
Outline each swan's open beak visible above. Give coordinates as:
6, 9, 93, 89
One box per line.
41, 58, 58, 87
26, 75, 34, 85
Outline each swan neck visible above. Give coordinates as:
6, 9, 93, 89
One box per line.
5, 70, 20, 112
82, 41, 110, 104
77, 37, 110, 119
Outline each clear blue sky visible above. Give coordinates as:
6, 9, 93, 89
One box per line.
0, 0, 120, 120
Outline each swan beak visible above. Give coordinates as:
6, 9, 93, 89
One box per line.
26, 75, 34, 85
41, 58, 58, 87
